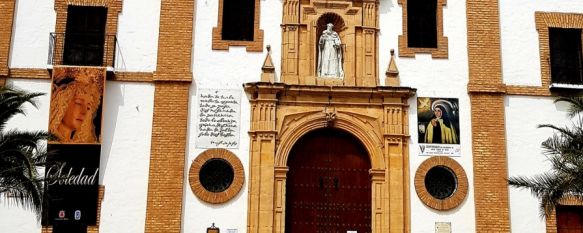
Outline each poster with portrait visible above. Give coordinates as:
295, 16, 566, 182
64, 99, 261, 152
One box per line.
417, 97, 461, 156
195, 89, 241, 149
48, 66, 106, 144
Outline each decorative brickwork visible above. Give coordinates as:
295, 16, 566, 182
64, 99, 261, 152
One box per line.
143, 0, 194, 232
41, 185, 105, 233
0, 0, 16, 84
189, 149, 244, 204
53, 0, 122, 67
397, 0, 448, 58
414, 156, 468, 211
211, 0, 263, 52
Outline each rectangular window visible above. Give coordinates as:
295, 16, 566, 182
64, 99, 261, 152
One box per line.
407, 0, 437, 48
63, 6, 107, 66
221, 0, 255, 41
549, 28, 583, 85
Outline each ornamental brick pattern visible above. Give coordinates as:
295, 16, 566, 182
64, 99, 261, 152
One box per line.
143, 0, 194, 232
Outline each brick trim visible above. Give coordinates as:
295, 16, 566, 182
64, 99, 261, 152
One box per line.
0, 0, 16, 82
397, 0, 448, 58
414, 156, 468, 211
545, 197, 583, 233
188, 149, 245, 204
211, 0, 264, 52
6, 68, 154, 82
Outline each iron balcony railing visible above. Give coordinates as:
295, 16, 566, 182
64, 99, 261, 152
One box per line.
48, 32, 118, 69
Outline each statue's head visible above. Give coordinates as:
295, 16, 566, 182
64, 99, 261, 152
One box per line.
326, 23, 334, 31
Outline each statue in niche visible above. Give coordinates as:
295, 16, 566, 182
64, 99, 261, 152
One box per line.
317, 23, 344, 78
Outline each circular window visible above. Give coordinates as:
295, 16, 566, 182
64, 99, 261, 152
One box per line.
189, 149, 244, 204
424, 166, 457, 199
199, 158, 235, 193
415, 156, 468, 210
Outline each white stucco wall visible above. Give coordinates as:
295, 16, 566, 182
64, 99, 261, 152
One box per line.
183, 0, 283, 232
9, 0, 56, 68
506, 96, 572, 233
8, 0, 161, 71
0, 79, 155, 233
499, 0, 583, 86
378, 0, 475, 232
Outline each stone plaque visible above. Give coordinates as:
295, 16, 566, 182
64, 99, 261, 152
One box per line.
435, 222, 451, 233
196, 89, 241, 148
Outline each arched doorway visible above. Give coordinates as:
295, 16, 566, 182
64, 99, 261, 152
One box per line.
285, 128, 371, 233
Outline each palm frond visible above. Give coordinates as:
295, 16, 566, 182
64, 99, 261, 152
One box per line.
554, 96, 583, 118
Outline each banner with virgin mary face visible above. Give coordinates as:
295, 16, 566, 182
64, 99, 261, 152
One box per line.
417, 97, 461, 156
43, 66, 106, 226
48, 66, 106, 144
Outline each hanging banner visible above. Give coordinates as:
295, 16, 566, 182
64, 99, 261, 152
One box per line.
417, 97, 461, 156
48, 66, 106, 144
43, 144, 100, 225
43, 66, 106, 226
195, 89, 241, 148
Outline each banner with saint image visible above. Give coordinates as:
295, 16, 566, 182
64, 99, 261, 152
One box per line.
417, 97, 461, 156
48, 66, 106, 144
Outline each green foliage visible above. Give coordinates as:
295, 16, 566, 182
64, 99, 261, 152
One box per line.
0, 84, 51, 221
508, 96, 583, 218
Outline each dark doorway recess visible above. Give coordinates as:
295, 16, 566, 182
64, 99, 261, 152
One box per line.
285, 128, 372, 233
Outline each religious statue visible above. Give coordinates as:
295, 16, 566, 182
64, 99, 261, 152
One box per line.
317, 23, 344, 78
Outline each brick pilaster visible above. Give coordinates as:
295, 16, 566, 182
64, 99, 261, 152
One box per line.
466, 0, 511, 231
0, 0, 15, 84
144, 0, 194, 232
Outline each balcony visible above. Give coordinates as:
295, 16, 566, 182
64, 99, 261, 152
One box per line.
48, 32, 119, 71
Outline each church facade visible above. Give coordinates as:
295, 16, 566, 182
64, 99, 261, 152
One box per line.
1, 0, 583, 232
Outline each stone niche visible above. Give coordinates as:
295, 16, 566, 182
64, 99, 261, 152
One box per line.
281, 0, 380, 86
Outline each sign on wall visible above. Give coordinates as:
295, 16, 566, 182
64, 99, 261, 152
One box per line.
43, 144, 100, 225
417, 97, 461, 156
43, 66, 106, 226
195, 89, 241, 148
48, 66, 106, 144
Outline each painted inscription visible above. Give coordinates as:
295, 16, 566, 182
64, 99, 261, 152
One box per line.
196, 89, 241, 148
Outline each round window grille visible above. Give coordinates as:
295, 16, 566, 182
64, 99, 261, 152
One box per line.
199, 158, 234, 193
424, 166, 457, 200
189, 149, 244, 204
414, 156, 468, 210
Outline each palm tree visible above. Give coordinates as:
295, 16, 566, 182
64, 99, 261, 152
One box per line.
509, 96, 583, 218
0, 84, 52, 221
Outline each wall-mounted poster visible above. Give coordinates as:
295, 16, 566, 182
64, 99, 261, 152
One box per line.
417, 97, 461, 156
48, 66, 106, 144
43, 144, 100, 225
195, 89, 241, 148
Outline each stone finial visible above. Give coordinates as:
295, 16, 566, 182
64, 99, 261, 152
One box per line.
261, 45, 276, 83
385, 49, 400, 86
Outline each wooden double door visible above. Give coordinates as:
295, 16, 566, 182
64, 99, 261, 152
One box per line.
285, 128, 372, 233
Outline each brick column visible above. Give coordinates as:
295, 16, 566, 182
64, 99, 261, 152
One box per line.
144, 0, 194, 232
466, 0, 511, 231
0, 0, 16, 84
